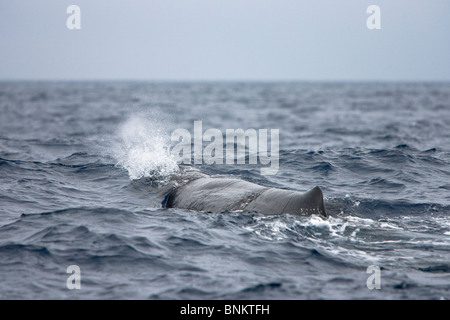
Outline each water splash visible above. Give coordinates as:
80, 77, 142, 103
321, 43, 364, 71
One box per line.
112, 113, 179, 180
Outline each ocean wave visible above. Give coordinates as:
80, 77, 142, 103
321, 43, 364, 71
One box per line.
1, 81, 449, 299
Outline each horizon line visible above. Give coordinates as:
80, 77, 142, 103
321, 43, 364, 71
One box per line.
1, 78, 450, 83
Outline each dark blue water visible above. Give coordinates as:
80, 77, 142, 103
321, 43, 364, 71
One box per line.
1, 81, 449, 299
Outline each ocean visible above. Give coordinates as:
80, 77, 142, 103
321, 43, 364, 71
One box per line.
0, 81, 449, 299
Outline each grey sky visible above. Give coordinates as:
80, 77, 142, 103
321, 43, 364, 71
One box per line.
1, 0, 449, 81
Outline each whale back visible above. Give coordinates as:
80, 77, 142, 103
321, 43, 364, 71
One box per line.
165, 176, 327, 217
244, 185, 326, 216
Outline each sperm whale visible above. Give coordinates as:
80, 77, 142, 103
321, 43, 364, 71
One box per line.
153, 166, 326, 217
